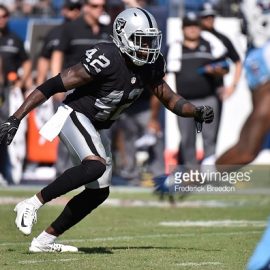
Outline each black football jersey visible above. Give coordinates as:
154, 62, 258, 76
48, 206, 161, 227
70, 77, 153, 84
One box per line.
40, 24, 63, 59
64, 42, 165, 129
0, 30, 29, 82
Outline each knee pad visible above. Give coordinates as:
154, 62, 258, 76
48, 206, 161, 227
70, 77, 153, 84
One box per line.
85, 157, 112, 188
81, 159, 106, 181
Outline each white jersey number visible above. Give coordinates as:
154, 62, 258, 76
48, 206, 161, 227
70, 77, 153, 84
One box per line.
85, 48, 110, 73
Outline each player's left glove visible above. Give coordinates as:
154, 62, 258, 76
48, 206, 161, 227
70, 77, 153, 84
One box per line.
194, 106, 214, 133
0, 116, 20, 145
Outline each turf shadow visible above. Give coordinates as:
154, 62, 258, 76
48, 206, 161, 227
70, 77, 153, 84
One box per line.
110, 246, 221, 252
79, 246, 207, 253
78, 247, 113, 254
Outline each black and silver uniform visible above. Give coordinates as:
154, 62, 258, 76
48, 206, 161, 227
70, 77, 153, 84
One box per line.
64, 42, 165, 130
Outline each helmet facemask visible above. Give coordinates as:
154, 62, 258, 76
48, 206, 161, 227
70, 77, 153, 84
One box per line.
125, 29, 162, 66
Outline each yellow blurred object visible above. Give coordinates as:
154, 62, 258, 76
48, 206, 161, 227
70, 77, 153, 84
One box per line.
140, 172, 154, 187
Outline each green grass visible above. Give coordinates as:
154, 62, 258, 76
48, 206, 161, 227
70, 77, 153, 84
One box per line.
0, 187, 269, 270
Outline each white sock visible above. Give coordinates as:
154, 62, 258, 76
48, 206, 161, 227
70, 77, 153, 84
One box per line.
36, 231, 57, 245
27, 195, 43, 209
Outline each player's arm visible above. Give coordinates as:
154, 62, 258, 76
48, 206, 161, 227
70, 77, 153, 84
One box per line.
150, 79, 214, 129
148, 94, 161, 133
14, 63, 91, 120
51, 50, 65, 103
150, 79, 192, 117
0, 63, 92, 145
149, 54, 213, 120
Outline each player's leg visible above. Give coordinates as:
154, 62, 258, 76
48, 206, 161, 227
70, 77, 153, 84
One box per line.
29, 127, 112, 252
39, 111, 106, 202
29, 187, 110, 253
247, 218, 270, 270
216, 82, 270, 169
14, 111, 107, 235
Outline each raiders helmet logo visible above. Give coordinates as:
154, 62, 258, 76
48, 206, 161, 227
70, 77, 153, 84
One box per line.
115, 18, 126, 34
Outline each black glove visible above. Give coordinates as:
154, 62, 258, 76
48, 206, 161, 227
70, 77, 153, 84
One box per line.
0, 116, 20, 145
194, 106, 214, 133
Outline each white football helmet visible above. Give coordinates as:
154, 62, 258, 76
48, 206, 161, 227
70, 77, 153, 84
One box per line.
241, 0, 270, 48
112, 8, 162, 66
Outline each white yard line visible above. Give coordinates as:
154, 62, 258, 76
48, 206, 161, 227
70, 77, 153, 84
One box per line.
18, 259, 222, 267
177, 262, 222, 267
19, 258, 80, 264
18, 258, 222, 266
159, 220, 267, 227
103, 198, 236, 208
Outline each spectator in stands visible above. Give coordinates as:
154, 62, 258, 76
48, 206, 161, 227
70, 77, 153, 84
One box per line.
51, 0, 111, 76
200, 3, 242, 100
167, 12, 227, 165
10, 0, 55, 18
0, 1, 16, 14
0, 4, 32, 90
36, 0, 82, 86
20, 0, 40, 17
34, 0, 56, 17
0, 4, 31, 184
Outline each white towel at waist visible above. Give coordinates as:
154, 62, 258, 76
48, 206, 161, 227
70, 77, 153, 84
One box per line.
39, 104, 73, 142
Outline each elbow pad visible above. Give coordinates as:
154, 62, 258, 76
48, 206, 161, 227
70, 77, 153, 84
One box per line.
37, 74, 67, 99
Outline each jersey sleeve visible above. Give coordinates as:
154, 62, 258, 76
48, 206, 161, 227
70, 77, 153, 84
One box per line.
40, 26, 62, 59
54, 22, 70, 53
15, 36, 29, 63
220, 34, 240, 62
81, 44, 115, 78
201, 31, 227, 59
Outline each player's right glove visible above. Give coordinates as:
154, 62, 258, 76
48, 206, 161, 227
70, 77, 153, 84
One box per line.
194, 106, 214, 133
0, 116, 20, 145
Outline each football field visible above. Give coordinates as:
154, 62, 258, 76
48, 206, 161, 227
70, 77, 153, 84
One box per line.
0, 186, 269, 270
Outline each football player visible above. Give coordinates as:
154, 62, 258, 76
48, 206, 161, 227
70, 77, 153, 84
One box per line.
215, 1, 270, 269
216, 0, 270, 169
0, 8, 214, 252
